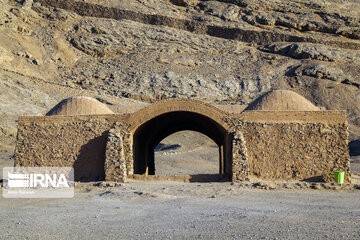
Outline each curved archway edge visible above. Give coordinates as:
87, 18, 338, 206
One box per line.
128, 99, 232, 133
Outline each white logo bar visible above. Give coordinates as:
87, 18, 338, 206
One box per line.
3, 167, 74, 198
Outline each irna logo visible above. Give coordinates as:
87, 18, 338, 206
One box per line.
3, 167, 74, 198
8, 172, 70, 188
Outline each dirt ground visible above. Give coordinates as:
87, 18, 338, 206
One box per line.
0, 1, 360, 238
1, 132, 359, 239
1, 134, 359, 239
0, 182, 359, 240
155, 131, 219, 175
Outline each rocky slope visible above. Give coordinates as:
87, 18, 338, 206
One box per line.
0, 0, 359, 168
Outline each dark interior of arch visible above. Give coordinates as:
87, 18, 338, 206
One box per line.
133, 111, 229, 176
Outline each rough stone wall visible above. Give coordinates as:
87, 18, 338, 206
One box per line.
104, 129, 126, 182
104, 126, 133, 182
123, 132, 133, 176
241, 122, 350, 182
14, 116, 119, 181
14, 107, 350, 183
14, 100, 231, 183
231, 131, 250, 182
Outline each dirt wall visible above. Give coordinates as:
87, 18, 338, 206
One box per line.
14, 115, 127, 181
237, 111, 350, 182
14, 109, 350, 183
242, 121, 350, 182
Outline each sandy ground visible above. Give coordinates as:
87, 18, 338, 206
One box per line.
1, 131, 359, 239
155, 131, 219, 175
0, 182, 360, 240
155, 145, 219, 175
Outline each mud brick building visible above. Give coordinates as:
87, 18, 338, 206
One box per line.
14, 90, 350, 182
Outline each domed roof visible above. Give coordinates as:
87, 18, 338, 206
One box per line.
46, 96, 114, 116
244, 90, 319, 111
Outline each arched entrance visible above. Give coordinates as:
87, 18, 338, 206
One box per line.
128, 99, 232, 180
154, 130, 219, 175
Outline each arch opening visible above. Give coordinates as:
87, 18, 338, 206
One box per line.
154, 130, 219, 175
133, 111, 231, 180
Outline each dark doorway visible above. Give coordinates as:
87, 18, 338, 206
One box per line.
133, 111, 231, 179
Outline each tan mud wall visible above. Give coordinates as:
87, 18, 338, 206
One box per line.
14, 115, 127, 181
237, 111, 350, 182
238, 110, 347, 124
14, 110, 350, 183
242, 121, 350, 182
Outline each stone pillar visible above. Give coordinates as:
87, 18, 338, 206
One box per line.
122, 132, 134, 176
232, 131, 250, 182
104, 129, 128, 182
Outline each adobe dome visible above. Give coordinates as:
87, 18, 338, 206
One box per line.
244, 90, 319, 111
46, 96, 114, 116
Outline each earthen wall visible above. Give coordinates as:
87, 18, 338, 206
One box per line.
14, 108, 350, 183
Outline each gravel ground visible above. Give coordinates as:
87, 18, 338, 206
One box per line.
0, 182, 359, 240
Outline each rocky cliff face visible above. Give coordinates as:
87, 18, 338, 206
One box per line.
0, 0, 359, 160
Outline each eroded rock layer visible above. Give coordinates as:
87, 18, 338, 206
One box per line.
0, 0, 359, 168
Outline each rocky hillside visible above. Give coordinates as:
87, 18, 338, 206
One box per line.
0, 0, 360, 162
